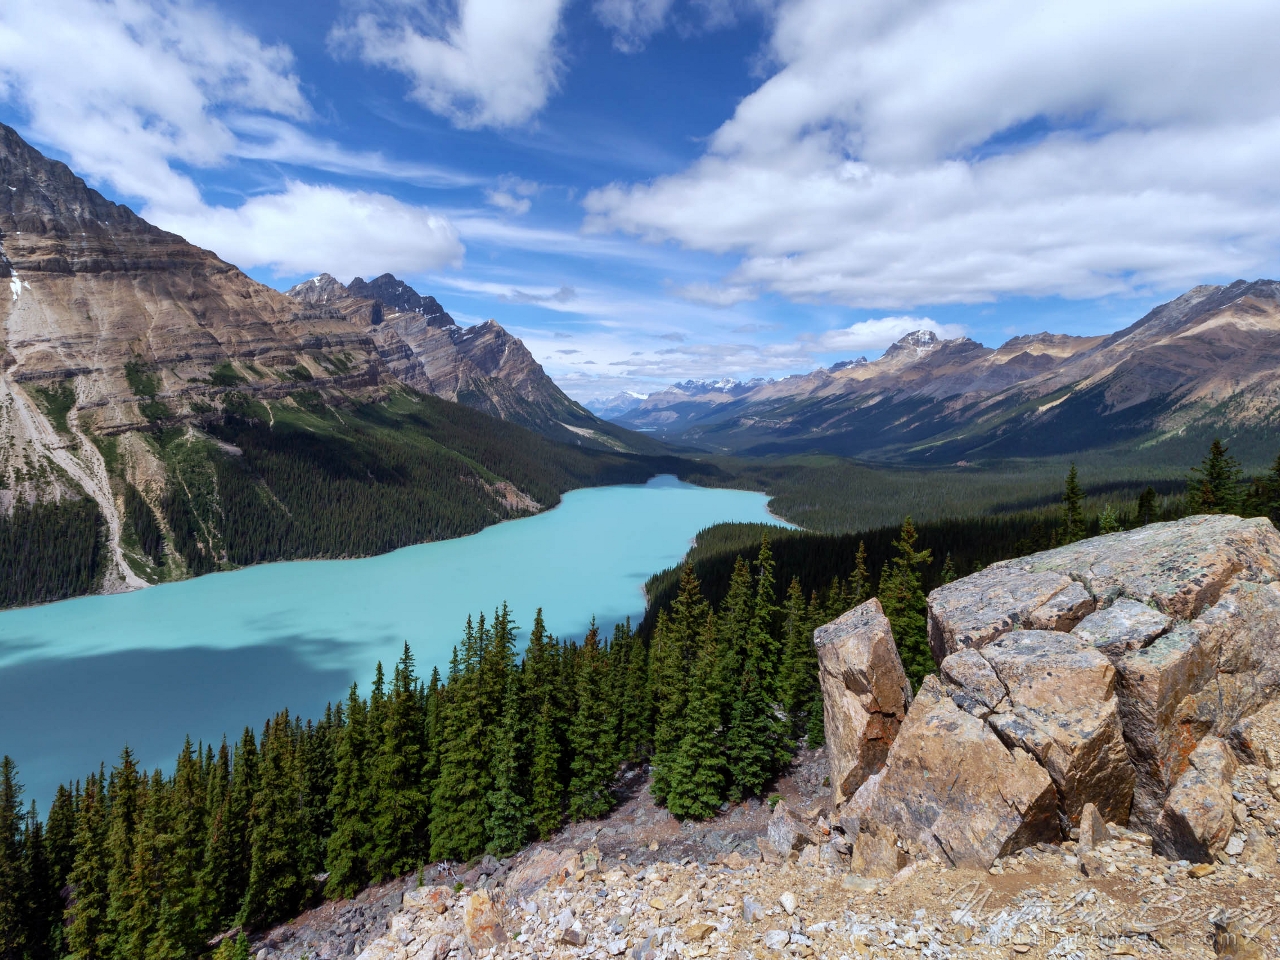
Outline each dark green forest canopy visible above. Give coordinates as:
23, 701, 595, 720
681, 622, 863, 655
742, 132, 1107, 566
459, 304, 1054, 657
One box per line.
0, 390, 722, 610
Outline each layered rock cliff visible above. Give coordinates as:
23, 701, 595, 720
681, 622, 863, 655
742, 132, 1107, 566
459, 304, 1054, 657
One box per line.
0, 123, 648, 597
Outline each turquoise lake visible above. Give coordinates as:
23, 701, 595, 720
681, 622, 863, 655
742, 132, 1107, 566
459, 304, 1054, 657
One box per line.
0, 476, 786, 806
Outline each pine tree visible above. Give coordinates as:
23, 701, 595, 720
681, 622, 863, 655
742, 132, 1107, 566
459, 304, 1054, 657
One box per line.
297, 713, 335, 878
103, 748, 142, 960
725, 665, 779, 802
567, 622, 618, 821
201, 741, 238, 934
239, 714, 307, 929
1136, 486, 1158, 526
485, 673, 531, 857
649, 566, 707, 804
42, 783, 78, 959
371, 644, 430, 880
779, 578, 820, 744
67, 770, 109, 960
117, 772, 162, 960
529, 698, 563, 840
1187, 438, 1244, 514
1062, 464, 1085, 542
664, 624, 726, 819
222, 729, 257, 921
722, 554, 784, 800
23, 800, 57, 960
878, 517, 935, 689
429, 641, 489, 862
0, 757, 25, 960
1098, 504, 1121, 534
150, 740, 206, 959
325, 686, 372, 899
847, 541, 872, 607
939, 553, 957, 584
1256, 452, 1280, 523
749, 537, 782, 699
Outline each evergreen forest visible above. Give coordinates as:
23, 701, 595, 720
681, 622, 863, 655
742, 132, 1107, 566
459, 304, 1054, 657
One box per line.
1, 442, 1279, 959
0, 390, 712, 609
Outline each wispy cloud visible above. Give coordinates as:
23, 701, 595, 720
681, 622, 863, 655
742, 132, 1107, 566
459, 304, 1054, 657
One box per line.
330, 0, 569, 129
0, 0, 465, 278
586, 0, 1280, 308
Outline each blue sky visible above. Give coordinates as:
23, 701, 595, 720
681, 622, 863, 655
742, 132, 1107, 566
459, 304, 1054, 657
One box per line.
3, 0, 1280, 401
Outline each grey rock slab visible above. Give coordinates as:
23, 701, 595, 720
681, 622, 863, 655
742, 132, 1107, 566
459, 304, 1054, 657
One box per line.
940, 647, 1008, 712
927, 569, 1078, 663
1071, 598, 1171, 660
977, 630, 1135, 824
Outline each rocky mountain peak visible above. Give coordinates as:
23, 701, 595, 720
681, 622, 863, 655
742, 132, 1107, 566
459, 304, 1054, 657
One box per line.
880, 328, 940, 361
0, 123, 156, 243
348, 273, 455, 328
829, 357, 868, 371
285, 273, 350, 305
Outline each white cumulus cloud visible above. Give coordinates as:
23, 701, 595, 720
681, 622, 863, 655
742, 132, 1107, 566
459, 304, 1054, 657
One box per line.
585, 0, 1280, 308
0, 0, 464, 277
159, 181, 463, 279
331, 0, 569, 129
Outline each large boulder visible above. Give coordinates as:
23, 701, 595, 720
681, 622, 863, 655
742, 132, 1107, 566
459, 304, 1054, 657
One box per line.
818, 515, 1280, 864
814, 599, 913, 804
845, 676, 1059, 869
926, 515, 1280, 859
927, 515, 1280, 664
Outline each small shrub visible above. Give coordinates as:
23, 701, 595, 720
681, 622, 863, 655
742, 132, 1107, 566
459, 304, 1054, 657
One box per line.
124, 358, 160, 397
211, 363, 247, 387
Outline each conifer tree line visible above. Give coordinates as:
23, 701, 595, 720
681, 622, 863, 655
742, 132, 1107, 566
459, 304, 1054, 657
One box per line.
0, 546, 862, 960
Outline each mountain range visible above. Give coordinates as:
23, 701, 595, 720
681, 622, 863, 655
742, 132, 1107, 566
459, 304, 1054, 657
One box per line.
610, 284, 1280, 462
0, 122, 660, 600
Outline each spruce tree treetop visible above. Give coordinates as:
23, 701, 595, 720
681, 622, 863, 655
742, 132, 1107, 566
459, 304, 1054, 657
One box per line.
1062, 464, 1085, 543
1187, 438, 1244, 515
878, 517, 935, 690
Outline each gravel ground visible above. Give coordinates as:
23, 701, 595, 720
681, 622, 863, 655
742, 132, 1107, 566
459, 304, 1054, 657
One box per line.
246, 745, 1277, 959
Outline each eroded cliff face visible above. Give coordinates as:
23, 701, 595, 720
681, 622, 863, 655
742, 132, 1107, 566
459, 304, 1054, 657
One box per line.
0, 123, 629, 595
0, 125, 388, 435
819, 515, 1280, 868
285, 273, 611, 440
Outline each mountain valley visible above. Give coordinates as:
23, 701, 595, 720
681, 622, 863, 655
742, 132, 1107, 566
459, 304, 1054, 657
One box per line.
612, 283, 1280, 464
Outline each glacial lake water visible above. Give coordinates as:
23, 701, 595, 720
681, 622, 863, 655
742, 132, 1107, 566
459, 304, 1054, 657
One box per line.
0, 476, 786, 806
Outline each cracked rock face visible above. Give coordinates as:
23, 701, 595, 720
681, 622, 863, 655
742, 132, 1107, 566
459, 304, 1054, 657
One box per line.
812, 599, 912, 805
824, 515, 1280, 865
845, 676, 1060, 869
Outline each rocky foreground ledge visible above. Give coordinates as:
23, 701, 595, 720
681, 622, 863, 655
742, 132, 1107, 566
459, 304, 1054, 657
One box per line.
253, 515, 1280, 959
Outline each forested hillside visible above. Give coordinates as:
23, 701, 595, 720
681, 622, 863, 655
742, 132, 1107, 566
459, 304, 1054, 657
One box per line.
0, 390, 714, 610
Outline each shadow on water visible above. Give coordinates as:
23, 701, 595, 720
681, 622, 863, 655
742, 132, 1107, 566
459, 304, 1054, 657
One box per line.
0, 644, 351, 808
